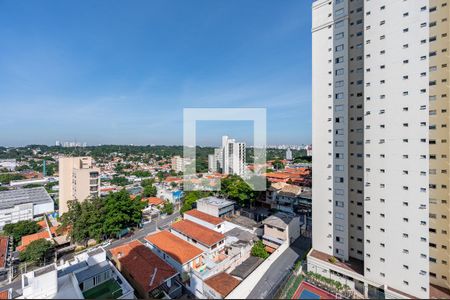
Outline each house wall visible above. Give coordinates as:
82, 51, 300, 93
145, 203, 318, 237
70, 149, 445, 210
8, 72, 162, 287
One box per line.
225, 241, 290, 299
184, 215, 224, 233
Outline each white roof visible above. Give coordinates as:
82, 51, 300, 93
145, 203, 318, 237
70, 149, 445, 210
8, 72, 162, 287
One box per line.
198, 196, 234, 208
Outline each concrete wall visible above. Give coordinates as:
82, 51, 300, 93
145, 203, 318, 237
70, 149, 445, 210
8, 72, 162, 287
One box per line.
184, 214, 224, 233
225, 241, 289, 299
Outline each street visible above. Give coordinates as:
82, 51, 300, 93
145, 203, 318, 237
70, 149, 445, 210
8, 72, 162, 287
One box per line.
247, 236, 311, 299
104, 212, 179, 251
0, 212, 180, 296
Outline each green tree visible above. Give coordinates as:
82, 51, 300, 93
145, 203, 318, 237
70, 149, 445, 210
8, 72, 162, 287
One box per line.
0, 186, 9, 191
4, 220, 40, 244
161, 202, 174, 215
110, 176, 129, 186
102, 190, 145, 237
142, 185, 157, 197
251, 240, 269, 259
114, 163, 125, 173
15, 165, 30, 172
61, 190, 145, 244
272, 159, 285, 170
156, 171, 165, 182
44, 181, 58, 193
219, 175, 257, 207
141, 178, 155, 188
0, 173, 25, 184
19, 239, 54, 263
181, 191, 211, 213
22, 184, 42, 189
132, 170, 151, 177
61, 200, 89, 245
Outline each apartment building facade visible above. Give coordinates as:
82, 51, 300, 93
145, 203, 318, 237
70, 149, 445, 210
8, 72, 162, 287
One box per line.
171, 156, 193, 173
208, 136, 246, 176
310, 0, 450, 298
58, 157, 100, 215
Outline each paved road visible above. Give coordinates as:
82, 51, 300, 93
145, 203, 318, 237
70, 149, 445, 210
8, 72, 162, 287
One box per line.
247, 236, 311, 299
0, 212, 180, 296
104, 212, 179, 251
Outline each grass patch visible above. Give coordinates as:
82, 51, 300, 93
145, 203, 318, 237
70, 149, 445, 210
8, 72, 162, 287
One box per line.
82, 279, 122, 299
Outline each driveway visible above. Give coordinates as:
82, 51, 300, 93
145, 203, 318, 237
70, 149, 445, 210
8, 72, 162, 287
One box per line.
247, 235, 311, 299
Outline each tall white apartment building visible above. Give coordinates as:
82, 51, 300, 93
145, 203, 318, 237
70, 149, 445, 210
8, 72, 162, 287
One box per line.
171, 155, 193, 173
208, 136, 246, 176
309, 0, 450, 298
58, 157, 100, 215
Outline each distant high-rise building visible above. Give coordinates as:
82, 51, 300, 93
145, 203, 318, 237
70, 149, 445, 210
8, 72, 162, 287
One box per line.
171, 155, 193, 173
58, 157, 100, 215
208, 136, 245, 176
285, 148, 293, 161
55, 141, 60, 147
305, 145, 312, 157
309, 0, 449, 298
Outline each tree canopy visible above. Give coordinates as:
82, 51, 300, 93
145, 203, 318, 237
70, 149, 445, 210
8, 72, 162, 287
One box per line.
19, 239, 54, 263
4, 220, 40, 244
218, 175, 258, 207
251, 240, 269, 259
110, 176, 129, 187
181, 191, 211, 213
161, 202, 174, 215
61, 190, 145, 244
0, 173, 25, 184
272, 159, 285, 170
141, 178, 155, 187
142, 185, 157, 197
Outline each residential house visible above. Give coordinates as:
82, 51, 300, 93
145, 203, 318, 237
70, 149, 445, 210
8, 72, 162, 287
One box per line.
143, 197, 164, 209
262, 212, 300, 252
144, 231, 204, 275
196, 197, 234, 218
170, 219, 226, 255
110, 240, 181, 299
265, 182, 312, 215
203, 272, 240, 299
183, 209, 225, 233
20, 248, 134, 299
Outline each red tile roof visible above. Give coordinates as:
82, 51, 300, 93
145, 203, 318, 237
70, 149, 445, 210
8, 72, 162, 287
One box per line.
145, 197, 164, 206
37, 219, 47, 229
17, 231, 51, 252
171, 219, 225, 247
0, 290, 9, 299
264, 172, 291, 179
204, 272, 240, 297
164, 177, 182, 183
184, 209, 224, 225
0, 237, 8, 269
145, 231, 203, 265
110, 240, 177, 293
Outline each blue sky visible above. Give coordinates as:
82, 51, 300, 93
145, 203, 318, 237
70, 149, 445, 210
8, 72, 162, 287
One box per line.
0, 0, 312, 147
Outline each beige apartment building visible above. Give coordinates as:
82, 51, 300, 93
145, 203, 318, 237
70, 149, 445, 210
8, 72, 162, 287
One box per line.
58, 157, 100, 215
310, 0, 450, 298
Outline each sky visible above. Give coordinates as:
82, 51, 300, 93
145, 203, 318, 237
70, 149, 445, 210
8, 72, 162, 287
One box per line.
0, 0, 312, 147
